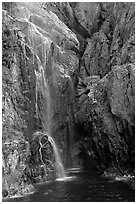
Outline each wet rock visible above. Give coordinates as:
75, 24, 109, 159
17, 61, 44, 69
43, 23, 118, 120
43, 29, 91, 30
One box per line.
2, 1, 79, 170
75, 63, 135, 170
27, 131, 56, 183
14, 2, 79, 51
2, 140, 33, 198
2, 189, 8, 198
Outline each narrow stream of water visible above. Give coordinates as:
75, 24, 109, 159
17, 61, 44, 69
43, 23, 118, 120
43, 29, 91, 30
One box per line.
4, 168, 134, 202
48, 135, 66, 178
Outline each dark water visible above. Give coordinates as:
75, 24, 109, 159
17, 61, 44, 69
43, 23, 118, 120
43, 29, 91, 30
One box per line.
4, 168, 135, 202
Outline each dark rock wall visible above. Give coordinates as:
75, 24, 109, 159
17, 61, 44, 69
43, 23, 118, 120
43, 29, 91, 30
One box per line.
49, 2, 135, 170
75, 64, 135, 170
73, 2, 135, 171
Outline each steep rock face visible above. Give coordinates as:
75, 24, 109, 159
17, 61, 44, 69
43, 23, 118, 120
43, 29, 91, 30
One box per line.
46, 2, 134, 78
72, 2, 135, 172
2, 2, 79, 198
82, 31, 110, 77
45, 2, 91, 61
45, 2, 91, 40
72, 2, 100, 35
81, 2, 135, 78
75, 63, 135, 170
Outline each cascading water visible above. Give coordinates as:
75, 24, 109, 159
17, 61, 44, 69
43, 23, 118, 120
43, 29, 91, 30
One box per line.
35, 44, 66, 179
48, 135, 66, 178
38, 137, 47, 176
40, 40, 66, 179
36, 59, 66, 179
23, 10, 66, 180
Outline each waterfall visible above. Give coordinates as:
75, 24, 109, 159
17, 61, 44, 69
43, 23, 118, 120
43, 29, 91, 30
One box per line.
42, 70, 66, 178
41, 64, 66, 178
38, 137, 47, 176
26, 14, 66, 179
48, 135, 66, 178
46, 84, 51, 136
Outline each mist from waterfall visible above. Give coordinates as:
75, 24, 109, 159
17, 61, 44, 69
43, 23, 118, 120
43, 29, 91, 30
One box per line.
48, 135, 66, 178
23, 11, 66, 179
36, 59, 66, 179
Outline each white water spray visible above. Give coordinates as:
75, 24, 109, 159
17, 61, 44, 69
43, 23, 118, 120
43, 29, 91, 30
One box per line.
26, 13, 66, 179
48, 136, 66, 178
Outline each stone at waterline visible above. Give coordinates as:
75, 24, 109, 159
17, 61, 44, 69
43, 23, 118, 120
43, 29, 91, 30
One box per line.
29, 131, 66, 183
2, 139, 33, 198
2, 189, 8, 198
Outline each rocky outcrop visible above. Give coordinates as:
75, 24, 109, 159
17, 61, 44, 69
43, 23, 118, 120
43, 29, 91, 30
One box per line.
2, 139, 34, 198
71, 2, 135, 172
24, 132, 56, 184
2, 2, 79, 198
81, 2, 135, 78
46, 2, 134, 78
75, 63, 135, 171
72, 2, 100, 35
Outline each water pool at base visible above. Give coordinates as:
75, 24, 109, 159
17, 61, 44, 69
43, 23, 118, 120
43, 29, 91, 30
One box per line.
3, 168, 135, 202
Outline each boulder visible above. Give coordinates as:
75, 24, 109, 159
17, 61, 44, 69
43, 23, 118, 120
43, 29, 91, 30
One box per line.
25, 131, 56, 183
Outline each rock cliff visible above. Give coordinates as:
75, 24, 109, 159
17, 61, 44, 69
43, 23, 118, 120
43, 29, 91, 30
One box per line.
2, 2, 135, 198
